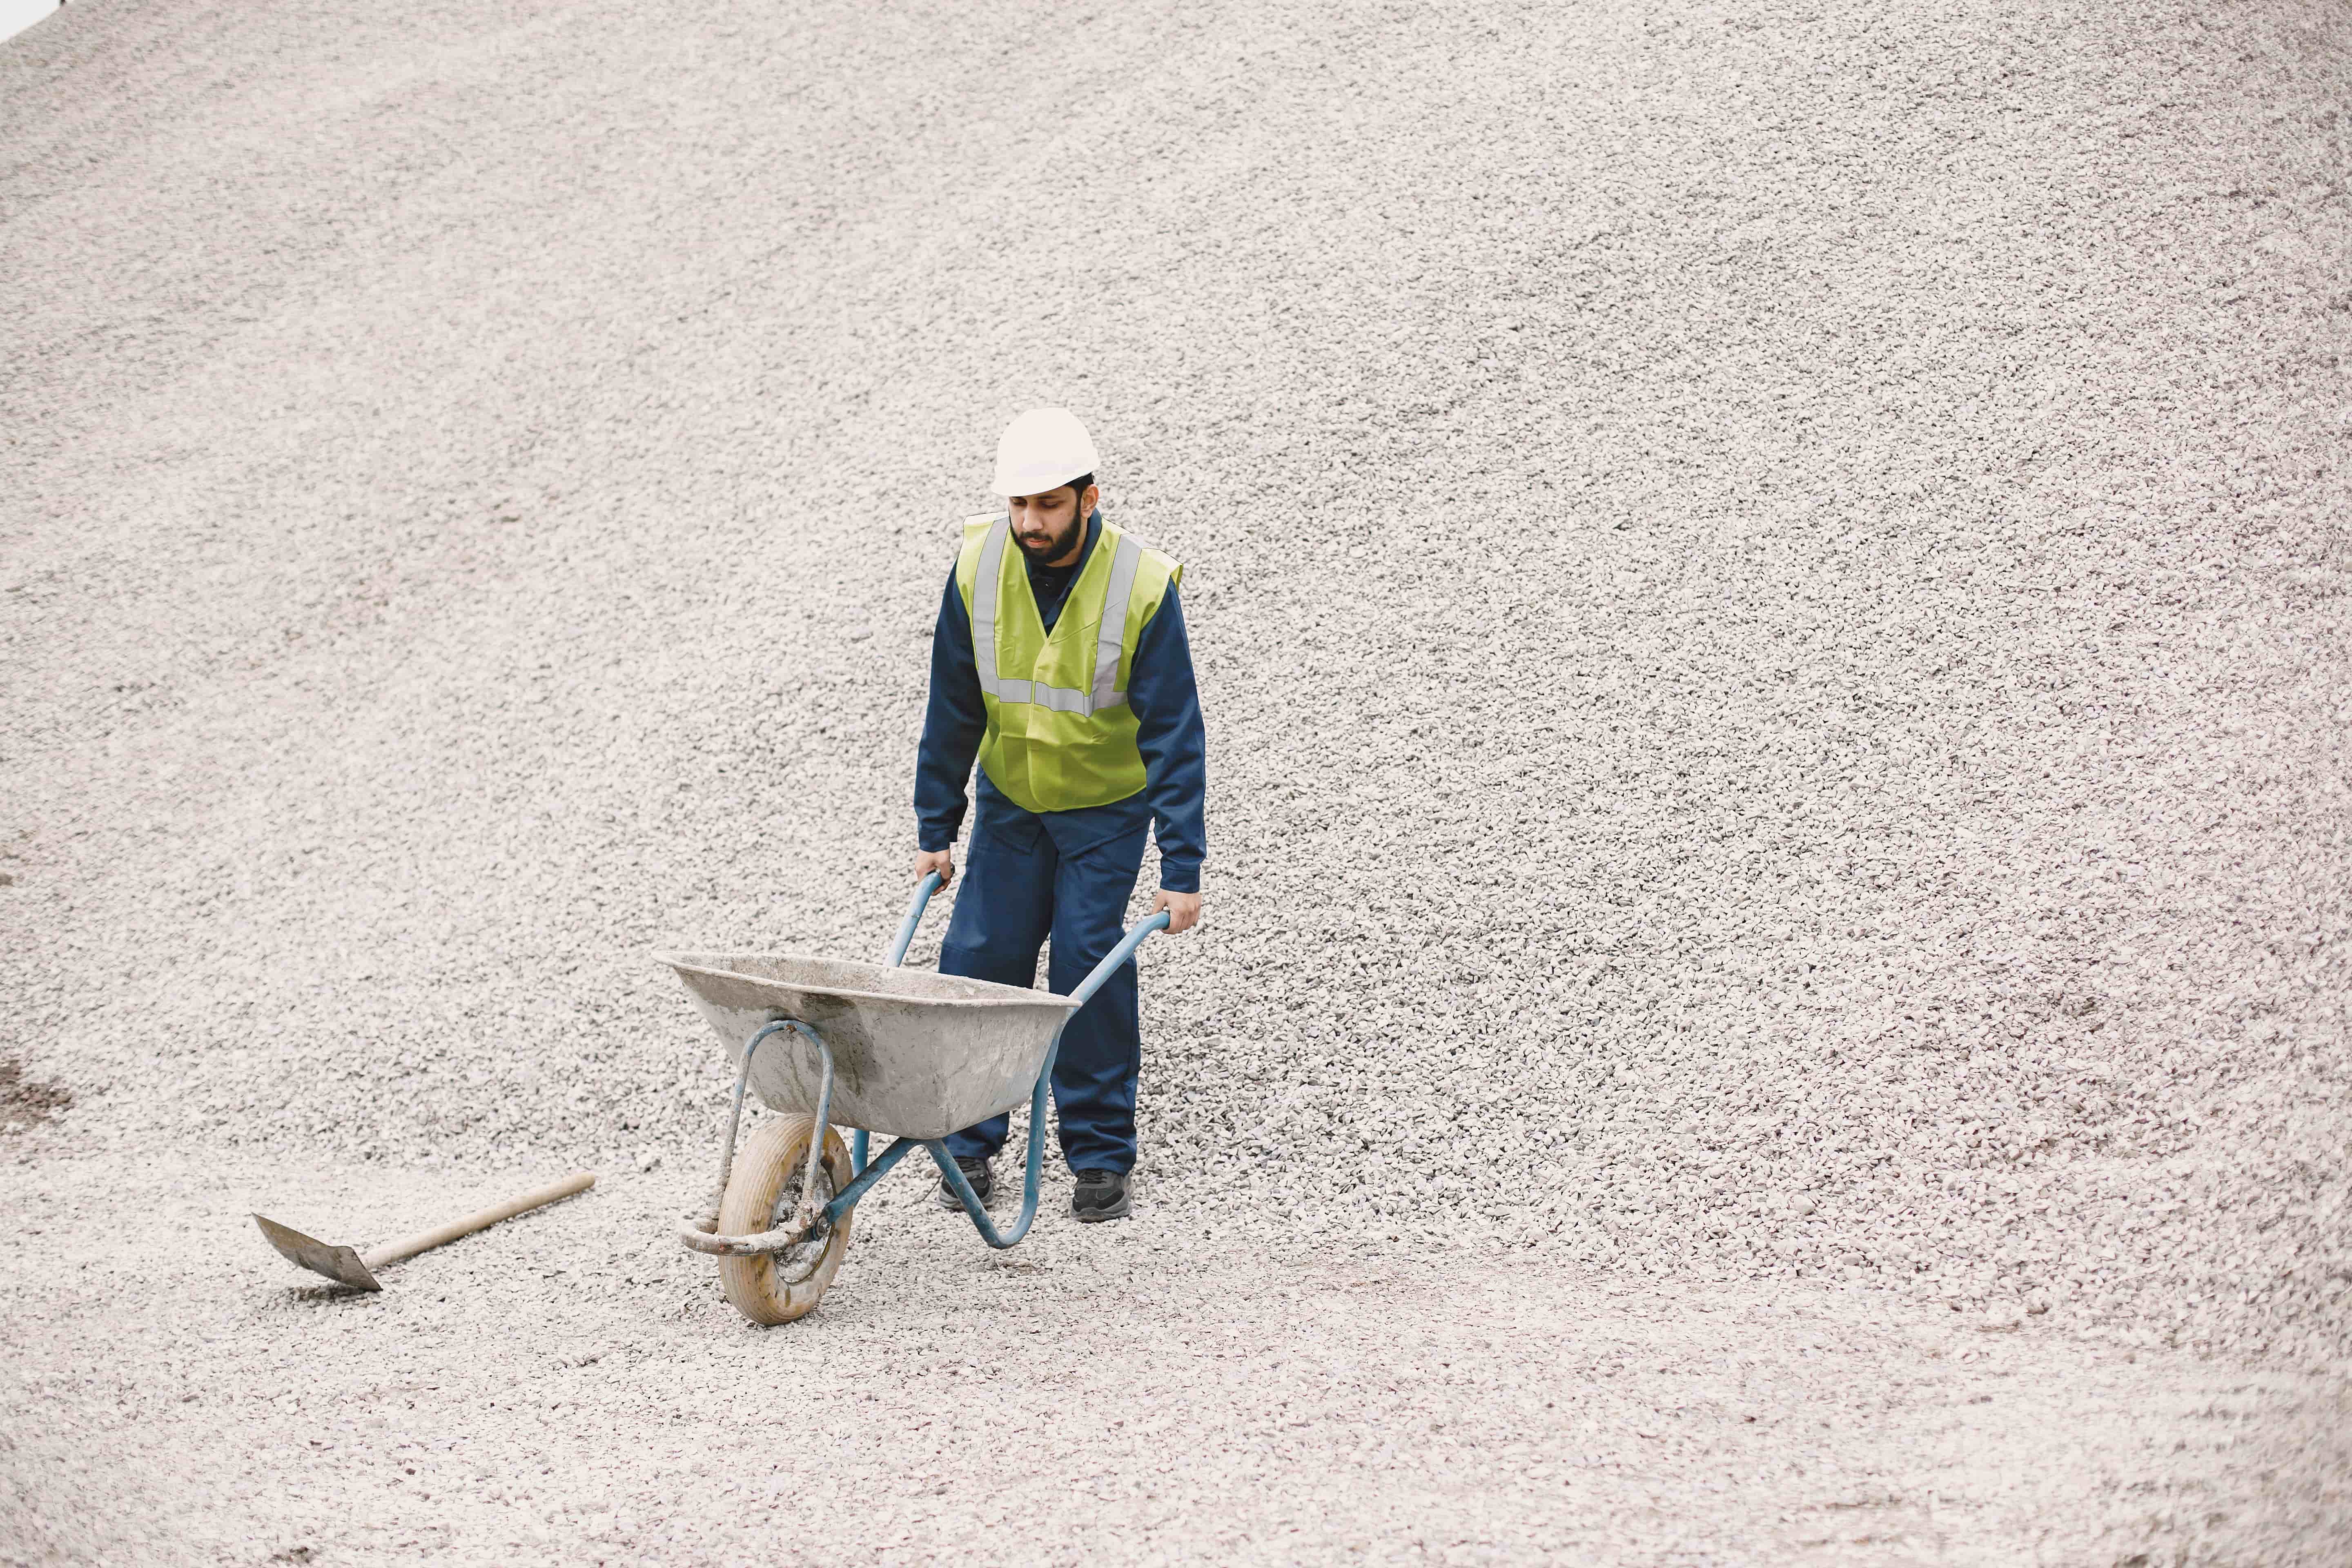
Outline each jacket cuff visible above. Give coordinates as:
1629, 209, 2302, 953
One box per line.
1158, 862, 1201, 895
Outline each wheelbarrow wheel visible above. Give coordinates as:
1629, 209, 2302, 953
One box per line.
717, 1114, 854, 1326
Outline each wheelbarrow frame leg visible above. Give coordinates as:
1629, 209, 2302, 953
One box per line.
691, 1017, 833, 1238
915, 1059, 1054, 1249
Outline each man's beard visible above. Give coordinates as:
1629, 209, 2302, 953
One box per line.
1014, 515, 1081, 563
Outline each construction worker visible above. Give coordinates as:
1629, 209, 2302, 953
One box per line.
912, 408, 1206, 1223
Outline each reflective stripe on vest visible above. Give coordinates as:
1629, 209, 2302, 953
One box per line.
969, 517, 1143, 717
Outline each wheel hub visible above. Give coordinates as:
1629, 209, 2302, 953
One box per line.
766, 1160, 836, 1285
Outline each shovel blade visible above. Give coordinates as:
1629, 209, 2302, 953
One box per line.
254, 1213, 381, 1291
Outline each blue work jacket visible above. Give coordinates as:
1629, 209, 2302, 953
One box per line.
914, 511, 1207, 893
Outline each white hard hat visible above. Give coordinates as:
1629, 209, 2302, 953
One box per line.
993, 408, 1100, 498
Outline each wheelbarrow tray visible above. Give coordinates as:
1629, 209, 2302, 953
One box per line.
658, 952, 1082, 1140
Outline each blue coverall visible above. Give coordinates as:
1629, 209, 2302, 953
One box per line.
913, 510, 1207, 1174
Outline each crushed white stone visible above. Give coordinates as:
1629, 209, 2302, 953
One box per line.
3, 0, 2347, 1561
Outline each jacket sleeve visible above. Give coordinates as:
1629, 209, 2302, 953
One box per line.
913, 565, 986, 852
1127, 584, 1207, 893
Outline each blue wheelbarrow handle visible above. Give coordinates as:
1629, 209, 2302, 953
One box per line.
884, 871, 944, 967
1067, 908, 1172, 1009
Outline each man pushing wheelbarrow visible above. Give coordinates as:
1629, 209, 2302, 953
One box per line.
660, 411, 1206, 1324
911, 408, 1208, 1223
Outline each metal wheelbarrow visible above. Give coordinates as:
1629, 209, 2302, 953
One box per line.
657, 872, 1168, 1325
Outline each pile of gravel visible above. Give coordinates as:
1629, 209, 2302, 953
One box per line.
3, 0, 2347, 1388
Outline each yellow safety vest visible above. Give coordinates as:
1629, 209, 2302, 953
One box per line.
954, 513, 1183, 814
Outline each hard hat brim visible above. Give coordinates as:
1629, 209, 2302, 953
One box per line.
994, 461, 1094, 498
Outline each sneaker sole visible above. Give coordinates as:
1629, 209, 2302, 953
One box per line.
936, 1185, 994, 1211
1071, 1193, 1130, 1223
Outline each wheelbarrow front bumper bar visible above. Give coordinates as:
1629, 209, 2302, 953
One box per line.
678, 1133, 926, 1255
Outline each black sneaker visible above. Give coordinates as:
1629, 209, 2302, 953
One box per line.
935, 1155, 994, 1210
1071, 1168, 1130, 1223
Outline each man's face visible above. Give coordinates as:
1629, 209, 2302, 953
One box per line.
1008, 483, 1094, 566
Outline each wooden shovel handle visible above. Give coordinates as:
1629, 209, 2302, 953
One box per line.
361, 1171, 595, 1270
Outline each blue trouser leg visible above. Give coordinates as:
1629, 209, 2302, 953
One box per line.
939, 790, 1149, 1172
938, 806, 1056, 1162
1041, 817, 1149, 1174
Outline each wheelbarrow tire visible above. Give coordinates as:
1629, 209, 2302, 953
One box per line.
716, 1114, 854, 1326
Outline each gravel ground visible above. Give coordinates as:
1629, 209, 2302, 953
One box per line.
4, 0, 2348, 1561
5, 1157, 2348, 1566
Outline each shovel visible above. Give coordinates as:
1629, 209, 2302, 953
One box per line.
254, 1170, 595, 1291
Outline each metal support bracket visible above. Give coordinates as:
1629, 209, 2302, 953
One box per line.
679, 1016, 835, 1254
